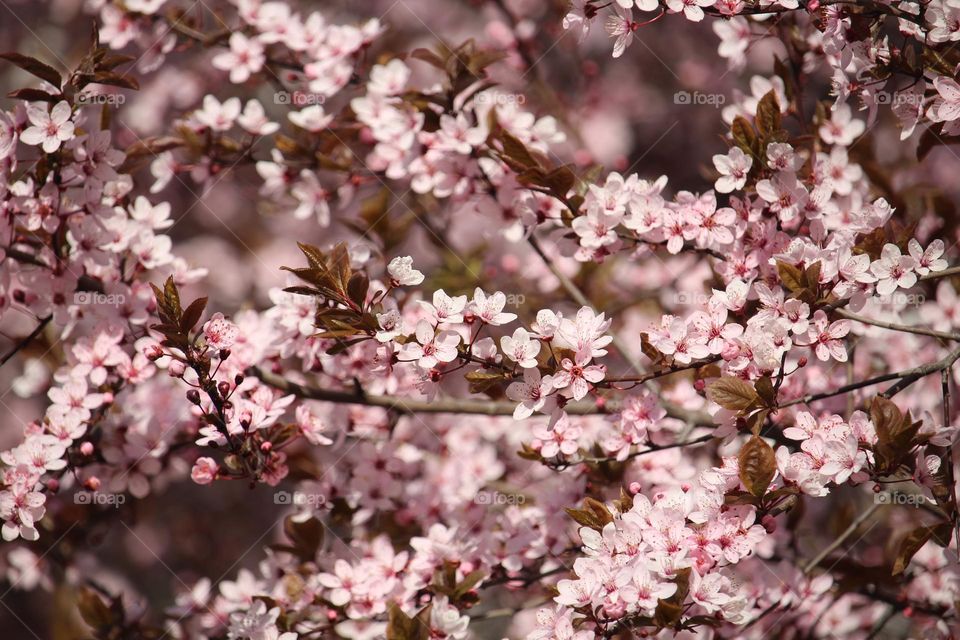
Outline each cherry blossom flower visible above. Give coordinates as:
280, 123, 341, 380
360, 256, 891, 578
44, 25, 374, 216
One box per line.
500, 327, 542, 368
713, 147, 752, 193
418, 290, 467, 324
191, 457, 218, 484
552, 351, 606, 400
387, 256, 425, 286
605, 3, 636, 58
533, 413, 583, 458
870, 243, 918, 296
19, 101, 75, 153
212, 32, 265, 83
400, 320, 460, 369
908, 239, 948, 276
192, 95, 242, 132
798, 310, 850, 362
505, 367, 555, 419
203, 313, 240, 350
467, 288, 517, 325
819, 103, 865, 145
665, 0, 715, 22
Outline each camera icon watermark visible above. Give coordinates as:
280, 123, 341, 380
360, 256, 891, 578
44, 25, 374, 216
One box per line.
76, 92, 126, 106
475, 491, 526, 506
274, 91, 325, 107
74, 292, 126, 307
874, 490, 932, 507
674, 91, 726, 108
75, 491, 126, 508
274, 491, 326, 506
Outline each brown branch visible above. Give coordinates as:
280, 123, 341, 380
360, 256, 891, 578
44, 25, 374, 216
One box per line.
779, 345, 960, 407
836, 309, 960, 342
251, 366, 716, 424
0, 315, 51, 368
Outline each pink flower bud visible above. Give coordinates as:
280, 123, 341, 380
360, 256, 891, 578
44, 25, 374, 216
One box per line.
80, 442, 94, 456
191, 457, 219, 485
761, 515, 777, 534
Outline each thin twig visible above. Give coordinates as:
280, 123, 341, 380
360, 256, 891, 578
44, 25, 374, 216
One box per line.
836, 309, 960, 342
0, 315, 51, 368
802, 502, 880, 574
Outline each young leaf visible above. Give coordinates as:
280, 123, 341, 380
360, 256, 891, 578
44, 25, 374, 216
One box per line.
0, 52, 62, 88
707, 377, 760, 411
892, 522, 952, 576
755, 90, 782, 138
739, 436, 776, 497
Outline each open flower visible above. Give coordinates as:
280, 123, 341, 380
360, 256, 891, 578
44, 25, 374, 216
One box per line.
400, 320, 460, 369
20, 101, 75, 153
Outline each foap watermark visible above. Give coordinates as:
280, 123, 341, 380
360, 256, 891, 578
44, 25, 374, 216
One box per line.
474, 93, 526, 107
74, 292, 125, 307
274, 491, 327, 506
672, 290, 711, 307
475, 491, 526, 506
880, 291, 926, 307
75, 491, 126, 508
874, 490, 932, 507
674, 91, 726, 108
76, 92, 126, 106
504, 293, 526, 309
874, 91, 924, 108
274, 90, 326, 107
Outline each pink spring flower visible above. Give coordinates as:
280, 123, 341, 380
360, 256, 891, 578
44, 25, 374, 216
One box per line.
20, 101, 75, 153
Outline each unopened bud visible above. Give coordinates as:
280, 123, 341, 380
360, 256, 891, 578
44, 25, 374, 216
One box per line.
218, 381, 231, 398
629, 482, 642, 494
85, 476, 101, 491
761, 514, 777, 534
186, 389, 201, 405
219, 348, 231, 360
234, 373, 244, 386
694, 379, 706, 392
46, 478, 60, 492
797, 356, 808, 368
260, 441, 272, 452
80, 441, 94, 456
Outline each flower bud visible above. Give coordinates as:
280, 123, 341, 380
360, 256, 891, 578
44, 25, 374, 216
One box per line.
186, 389, 201, 405
218, 381, 231, 398
80, 441, 94, 456
85, 476, 101, 491
761, 515, 777, 534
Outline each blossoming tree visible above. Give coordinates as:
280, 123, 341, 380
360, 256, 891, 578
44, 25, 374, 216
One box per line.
0, 0, 959, 638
